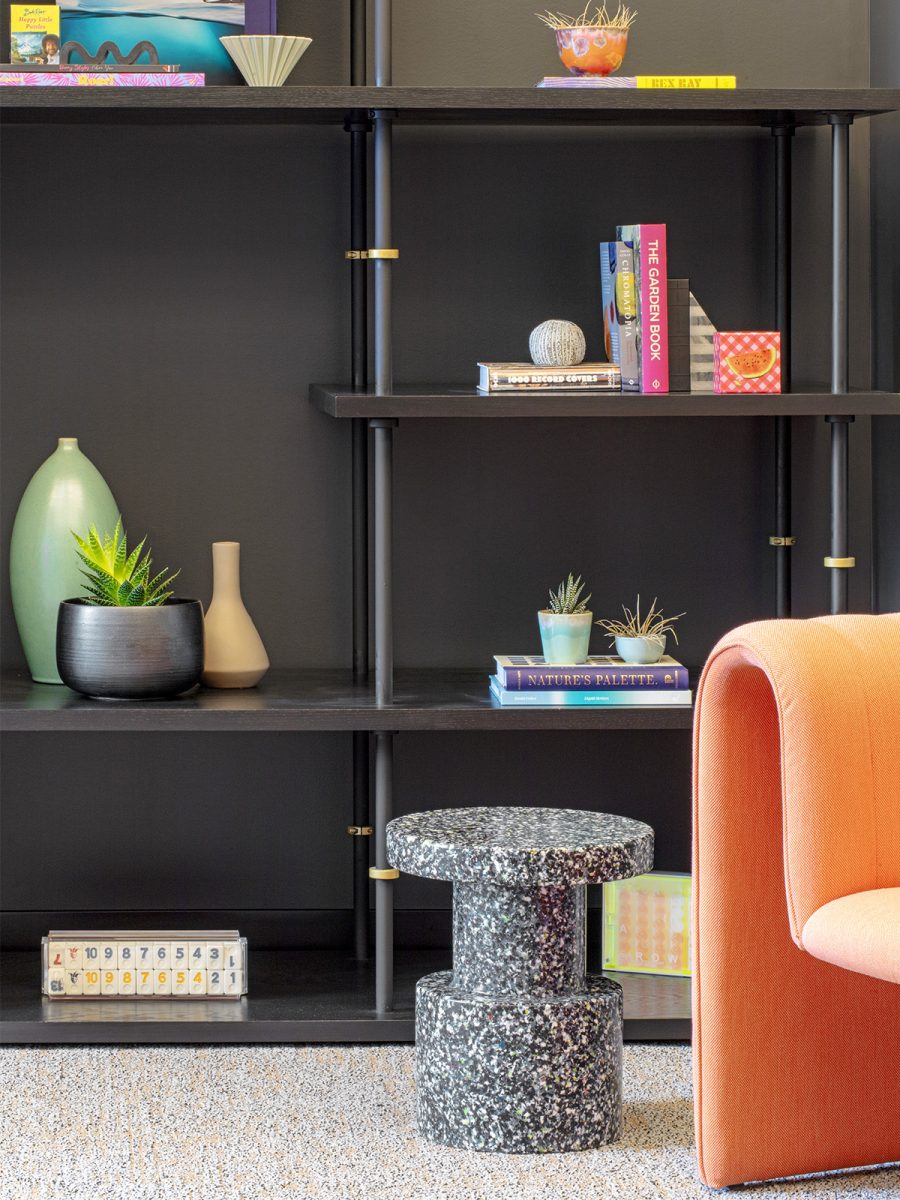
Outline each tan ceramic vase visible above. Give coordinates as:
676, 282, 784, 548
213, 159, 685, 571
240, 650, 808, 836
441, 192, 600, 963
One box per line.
202, 541, 269, 688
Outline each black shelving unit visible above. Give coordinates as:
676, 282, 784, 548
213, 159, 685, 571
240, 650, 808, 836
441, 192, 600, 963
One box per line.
2, 34, 899, 1045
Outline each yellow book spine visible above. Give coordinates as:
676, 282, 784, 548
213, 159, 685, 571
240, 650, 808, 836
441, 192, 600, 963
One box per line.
636, 76, 736, 88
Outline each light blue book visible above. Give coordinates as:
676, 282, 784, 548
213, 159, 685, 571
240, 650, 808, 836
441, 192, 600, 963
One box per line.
489, 677, 692, 707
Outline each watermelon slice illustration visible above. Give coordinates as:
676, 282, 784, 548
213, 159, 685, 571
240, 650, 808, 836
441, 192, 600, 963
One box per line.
725, 346, 778, 379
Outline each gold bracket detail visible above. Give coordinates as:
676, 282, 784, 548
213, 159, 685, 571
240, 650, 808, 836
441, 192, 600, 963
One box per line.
347, 825, 373, 837
769, 537, 796, 547
344, 249, 399, 260
369, 867, 399, 880
824, 556, 856, 568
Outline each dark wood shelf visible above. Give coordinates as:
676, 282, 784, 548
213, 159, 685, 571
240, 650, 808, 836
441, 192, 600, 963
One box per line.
311, 383, 900, 419
0, 949, 690, 1044
2, 85, 899, 127
0, 668, 694, 732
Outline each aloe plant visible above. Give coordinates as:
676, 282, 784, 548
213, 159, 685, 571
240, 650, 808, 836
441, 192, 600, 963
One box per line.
546, 573, 592, 615
72, 517, 179, 607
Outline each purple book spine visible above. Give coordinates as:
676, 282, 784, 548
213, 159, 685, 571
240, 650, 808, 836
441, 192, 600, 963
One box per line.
496, 664, 689, 691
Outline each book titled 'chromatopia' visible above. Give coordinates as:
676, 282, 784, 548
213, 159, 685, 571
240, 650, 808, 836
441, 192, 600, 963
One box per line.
489, 677, 692, 707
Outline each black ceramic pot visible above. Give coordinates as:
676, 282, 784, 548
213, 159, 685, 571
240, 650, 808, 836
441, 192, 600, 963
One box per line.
56, 598, 204, 700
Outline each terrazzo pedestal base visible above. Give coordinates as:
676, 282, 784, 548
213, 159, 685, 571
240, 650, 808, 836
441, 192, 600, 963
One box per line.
386, 807, 654, 1155
416, 969, 623, 1153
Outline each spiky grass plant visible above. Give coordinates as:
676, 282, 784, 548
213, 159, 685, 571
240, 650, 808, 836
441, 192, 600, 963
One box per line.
72, 517, 179, 607
595, 595, 684, 647
536, 4, 637, 31
546, 573, 592, 615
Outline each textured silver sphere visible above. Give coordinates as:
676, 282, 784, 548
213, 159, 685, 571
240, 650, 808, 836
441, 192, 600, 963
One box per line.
529, 319, 587, 367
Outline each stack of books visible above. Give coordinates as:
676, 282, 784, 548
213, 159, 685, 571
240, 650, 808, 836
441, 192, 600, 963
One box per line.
489, 655, 692, 707
601, 223, 669, 393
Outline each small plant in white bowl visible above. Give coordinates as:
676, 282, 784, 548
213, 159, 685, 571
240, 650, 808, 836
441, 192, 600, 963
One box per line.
595, 595, 684, 664
538, 573, 593, 664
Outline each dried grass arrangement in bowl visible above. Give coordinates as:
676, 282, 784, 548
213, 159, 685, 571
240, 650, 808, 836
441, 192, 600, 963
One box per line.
537, 4, 637, 77
595, 595, 684, 665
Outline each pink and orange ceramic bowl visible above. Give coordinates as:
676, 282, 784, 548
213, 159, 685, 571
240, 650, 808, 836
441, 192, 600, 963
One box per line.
556, 25, 628, 76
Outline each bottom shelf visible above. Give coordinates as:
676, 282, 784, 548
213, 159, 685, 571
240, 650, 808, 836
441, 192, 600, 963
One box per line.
0, 949, 690, 1044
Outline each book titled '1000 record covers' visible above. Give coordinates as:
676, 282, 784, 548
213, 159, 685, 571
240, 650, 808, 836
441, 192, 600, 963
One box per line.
494, 655, 688, 690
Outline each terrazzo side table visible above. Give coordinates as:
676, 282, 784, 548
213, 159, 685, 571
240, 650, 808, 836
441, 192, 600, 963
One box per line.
386, 806, 654, 1153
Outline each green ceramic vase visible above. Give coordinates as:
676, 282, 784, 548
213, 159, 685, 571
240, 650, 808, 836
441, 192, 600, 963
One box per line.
10, 438, 119, 684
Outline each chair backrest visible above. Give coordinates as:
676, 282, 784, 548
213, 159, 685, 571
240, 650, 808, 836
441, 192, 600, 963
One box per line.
696, 613, 900, 939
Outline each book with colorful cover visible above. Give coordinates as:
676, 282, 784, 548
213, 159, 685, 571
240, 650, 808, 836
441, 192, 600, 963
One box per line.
611, 240, 639, 391
10, 5, 60, 65
0, 72, 205, 85
536, 75, 736, 88
494, 655, 689, 691
617, 223, 669, 393
0, 62, 181, 72
599, 242, 619, 364
489, 677, 692, 707
477, 362, 621, 392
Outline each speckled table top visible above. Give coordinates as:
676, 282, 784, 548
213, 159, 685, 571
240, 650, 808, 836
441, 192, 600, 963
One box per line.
387, 806, 654, 886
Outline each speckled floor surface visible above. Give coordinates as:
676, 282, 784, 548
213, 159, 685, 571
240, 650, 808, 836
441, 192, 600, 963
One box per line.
1, 1044, 897, 1200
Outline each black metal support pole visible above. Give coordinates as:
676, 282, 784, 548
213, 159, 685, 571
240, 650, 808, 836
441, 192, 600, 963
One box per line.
773, 122, 794, 617
828, 115, 853, 616
371, 0, 396, 1015
373, 729, 394, 1012
349, 1, 370, 962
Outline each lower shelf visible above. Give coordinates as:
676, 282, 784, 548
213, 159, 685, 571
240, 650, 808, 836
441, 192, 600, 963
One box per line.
0, 949, 690, 1044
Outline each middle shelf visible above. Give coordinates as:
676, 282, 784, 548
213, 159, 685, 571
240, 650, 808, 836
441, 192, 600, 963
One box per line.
1, 668, 695, 733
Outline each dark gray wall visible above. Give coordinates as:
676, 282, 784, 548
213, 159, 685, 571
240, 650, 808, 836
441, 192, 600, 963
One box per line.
0, 1, 882, 946
871, 0, 900, 611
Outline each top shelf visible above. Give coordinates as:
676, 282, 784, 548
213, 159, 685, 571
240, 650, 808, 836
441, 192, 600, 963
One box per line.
3, 86, 900, 127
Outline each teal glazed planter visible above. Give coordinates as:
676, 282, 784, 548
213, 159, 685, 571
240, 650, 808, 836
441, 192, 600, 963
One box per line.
10, 438, 119, 684
538, 611, 593, 664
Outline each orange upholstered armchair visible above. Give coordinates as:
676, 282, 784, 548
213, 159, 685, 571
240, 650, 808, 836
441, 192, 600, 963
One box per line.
692, 614, 900, 1188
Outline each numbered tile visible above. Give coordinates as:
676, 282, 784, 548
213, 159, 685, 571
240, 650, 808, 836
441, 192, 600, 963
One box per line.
188, 943, 207, 970
153, 969, 172, 995
118, 969, 136, 996
101, 969, 118, 996
224, 969, 243, 996
205, 943, 223, 972
64, 943, 83, 969
152, 943, 171, 969
172, 969, 189, 996
135, 944, 154, 970
117, 943, 136, 970
189, 969, 207, 995
82, 943, 101, 967
137, 969, 154, 996
47, 942, 66, 970
83, 969, 101, 996
170, 943, 189, 971
47, 968, 66, 996
63, 969, 83, 996
99, 943, 118, 969
207, 968, 223, 995
223, 943, 242, 971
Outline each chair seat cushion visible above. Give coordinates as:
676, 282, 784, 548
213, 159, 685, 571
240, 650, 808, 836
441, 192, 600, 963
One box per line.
802, 888, 900, 984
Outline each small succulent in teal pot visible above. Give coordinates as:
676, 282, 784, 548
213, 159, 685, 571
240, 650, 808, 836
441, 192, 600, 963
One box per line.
538, 573, 593, 664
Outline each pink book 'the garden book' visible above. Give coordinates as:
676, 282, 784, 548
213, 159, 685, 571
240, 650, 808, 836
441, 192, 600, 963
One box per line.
617, 223, 669, 393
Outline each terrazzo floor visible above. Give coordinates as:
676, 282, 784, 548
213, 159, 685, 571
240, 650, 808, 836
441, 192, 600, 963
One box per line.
1, 1044, 897, 1200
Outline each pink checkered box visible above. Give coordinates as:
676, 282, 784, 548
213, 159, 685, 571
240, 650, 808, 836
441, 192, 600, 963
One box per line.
713, 332, 781, 394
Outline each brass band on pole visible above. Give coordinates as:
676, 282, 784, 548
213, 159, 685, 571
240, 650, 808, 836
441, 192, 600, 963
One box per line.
824, 556, 856, 568
345, 249, 400, 260
369, 867, 400, 880
769, 536, 796, 547
347, 825, 373, 836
